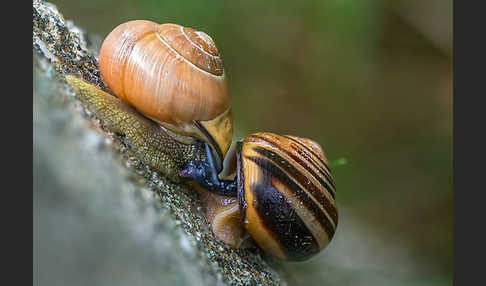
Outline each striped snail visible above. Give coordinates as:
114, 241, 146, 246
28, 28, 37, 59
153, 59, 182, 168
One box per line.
180, 132, 338, 261
66, 20, 338, 261
66, 20, 232, 179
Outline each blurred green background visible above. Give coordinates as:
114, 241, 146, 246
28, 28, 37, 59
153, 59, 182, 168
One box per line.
48, 0, 452, 284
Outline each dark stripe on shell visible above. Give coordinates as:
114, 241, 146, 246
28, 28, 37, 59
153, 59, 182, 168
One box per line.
250, 134, 336, 199
283, 135, 332, 174
236, 142, 247, 223
247, 155, 336, 248
252, 146, 338, 225
248, 156, 321, 260
283, 135, 336, 190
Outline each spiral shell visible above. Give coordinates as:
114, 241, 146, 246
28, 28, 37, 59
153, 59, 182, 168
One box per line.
99, 20, 232, 163
236, 132, 338, 261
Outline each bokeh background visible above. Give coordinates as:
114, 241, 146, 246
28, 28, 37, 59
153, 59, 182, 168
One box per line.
47, 0, 452, 285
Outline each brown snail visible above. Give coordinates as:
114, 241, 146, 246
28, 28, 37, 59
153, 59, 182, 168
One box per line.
66, 20, 232, 179
98, 20, 232, 166
180, 132, 338, 261
66, 20, 338, 261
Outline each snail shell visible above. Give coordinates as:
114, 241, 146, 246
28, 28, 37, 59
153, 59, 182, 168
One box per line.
182, 132, 339, 260
99, 20, 232, 165
236, 132, 338, 261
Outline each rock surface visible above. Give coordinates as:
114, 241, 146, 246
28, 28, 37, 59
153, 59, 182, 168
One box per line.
33, 1, 282, 285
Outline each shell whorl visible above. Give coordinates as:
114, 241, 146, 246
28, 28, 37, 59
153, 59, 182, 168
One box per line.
158, 23, 223, 75
98, 20, 229, 126
240, 133, 336, 199
237, 132, 338, 260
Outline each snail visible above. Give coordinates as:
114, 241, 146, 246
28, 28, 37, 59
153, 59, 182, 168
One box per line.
65, 20, 338, 261
66, 20, 232, 179
180, 132, 338, 261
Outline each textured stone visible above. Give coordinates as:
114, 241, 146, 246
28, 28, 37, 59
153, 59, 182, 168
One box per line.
33, 1, 282, 285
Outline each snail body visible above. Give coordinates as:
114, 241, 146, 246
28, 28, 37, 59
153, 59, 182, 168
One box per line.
66, 75, 208, 180
181, 132, 338, 261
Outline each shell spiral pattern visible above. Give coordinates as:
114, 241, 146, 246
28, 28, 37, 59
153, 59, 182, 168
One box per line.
98, 20, 230, 126
237, 132, 338, 261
